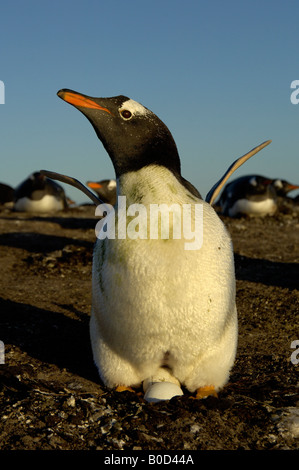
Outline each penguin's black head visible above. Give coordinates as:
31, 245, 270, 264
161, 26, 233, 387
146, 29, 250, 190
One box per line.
57, 89, 181, 178
86, 179, 117, 205
30, 172, 46, 187
14, 171, 66, 201
271, 178, 299, 196
248, 175, 272, 193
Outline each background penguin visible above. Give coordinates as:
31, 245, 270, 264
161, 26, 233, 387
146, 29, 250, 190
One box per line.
217, 174, 278, 217
271, 178, 299, 213
271, 178, 299, 197
14, 171, 68, 212
87, 179, 117, 206
57, 88, 238, 402
0, 182, 14, 208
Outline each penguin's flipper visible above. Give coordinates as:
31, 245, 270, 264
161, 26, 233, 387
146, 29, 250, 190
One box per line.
205, 140, 272, 205
40, 169, 104, 205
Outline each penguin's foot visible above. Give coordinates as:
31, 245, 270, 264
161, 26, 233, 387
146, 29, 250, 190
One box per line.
115, 385, 135, 393
191, 385, 218, 399
115, 385, 143, 397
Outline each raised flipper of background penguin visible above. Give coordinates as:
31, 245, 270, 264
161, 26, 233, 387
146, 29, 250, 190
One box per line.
41, 140, 271, 208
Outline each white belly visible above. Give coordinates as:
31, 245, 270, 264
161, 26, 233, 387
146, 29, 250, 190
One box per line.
90, 166, 237, 391
229, 197, 277, 217
14, 194, 64, 212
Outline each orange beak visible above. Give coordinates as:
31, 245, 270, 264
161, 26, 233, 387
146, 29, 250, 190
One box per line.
87, 182, 102, 189
288, 184, 299, 191
57, 90, 112, 115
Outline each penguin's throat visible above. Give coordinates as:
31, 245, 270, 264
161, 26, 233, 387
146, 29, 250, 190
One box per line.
117, 165, 186, 206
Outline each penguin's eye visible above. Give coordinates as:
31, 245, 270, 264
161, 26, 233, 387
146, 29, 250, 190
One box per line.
120, 109, 132, 120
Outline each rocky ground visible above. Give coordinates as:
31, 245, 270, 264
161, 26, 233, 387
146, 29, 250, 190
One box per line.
0, 203, 298, 452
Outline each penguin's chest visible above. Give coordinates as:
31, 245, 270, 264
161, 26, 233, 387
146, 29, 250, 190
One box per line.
229, 196, 277, 217
94, 235, 200, 315
91, 166, 235, 347
14, 193, 64, 212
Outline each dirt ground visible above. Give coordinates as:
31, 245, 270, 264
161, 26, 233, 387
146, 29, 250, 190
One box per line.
0, 202, 298, 451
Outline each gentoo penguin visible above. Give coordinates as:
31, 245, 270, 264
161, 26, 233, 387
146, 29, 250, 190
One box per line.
87, 179, 117, 206
271, 178, 299, 213
14, 171, 68, 212
0, 183, 14, 208
271, 178, 299, 197
56, 88, 239, 402
217, 174, 277, 217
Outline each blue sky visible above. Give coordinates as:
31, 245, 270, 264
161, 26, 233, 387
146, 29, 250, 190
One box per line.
1, 0, 299, 204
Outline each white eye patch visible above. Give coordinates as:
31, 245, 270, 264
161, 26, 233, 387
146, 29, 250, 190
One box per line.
273, 179, 283, 189
107, 179, 116, 191
119, 99, 150, 117
249, 177, 257, 186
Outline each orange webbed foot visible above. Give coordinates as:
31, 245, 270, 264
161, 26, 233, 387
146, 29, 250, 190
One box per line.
191, 385, 218, 399
115, 385, 135, 393
115, 385, 143, 397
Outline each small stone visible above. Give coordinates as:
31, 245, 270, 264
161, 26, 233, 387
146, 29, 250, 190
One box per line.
66, 396, 76, 407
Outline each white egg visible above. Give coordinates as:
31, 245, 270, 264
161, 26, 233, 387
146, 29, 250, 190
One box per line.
143, 381, 184, 403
